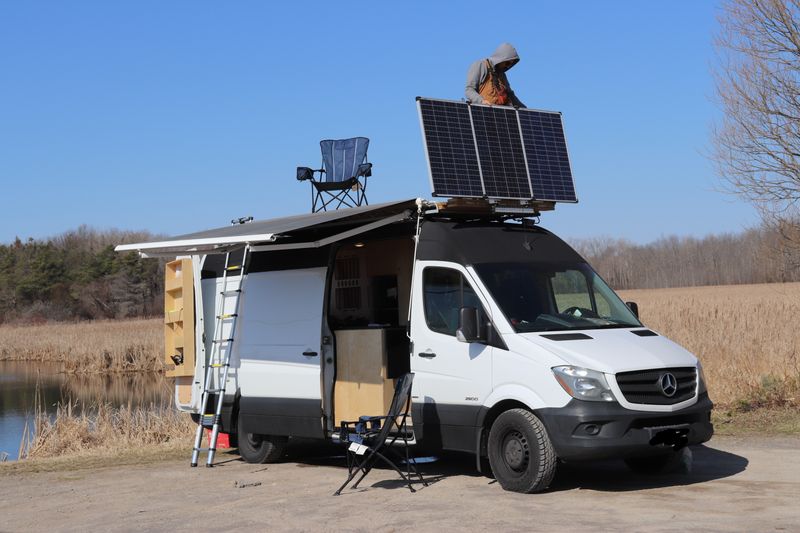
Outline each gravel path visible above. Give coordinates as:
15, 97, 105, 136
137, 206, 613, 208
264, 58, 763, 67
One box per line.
0, 436, 798, 532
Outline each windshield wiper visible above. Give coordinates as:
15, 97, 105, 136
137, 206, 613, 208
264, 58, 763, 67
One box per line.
584, 323, 638, 330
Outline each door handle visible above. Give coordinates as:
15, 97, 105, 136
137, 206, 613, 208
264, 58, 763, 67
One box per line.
302, 351, 318, 357
418, 351, 436, 358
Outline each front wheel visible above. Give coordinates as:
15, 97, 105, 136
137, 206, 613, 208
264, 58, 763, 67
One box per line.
487, 408, 557, 493
237, 414, 287, 464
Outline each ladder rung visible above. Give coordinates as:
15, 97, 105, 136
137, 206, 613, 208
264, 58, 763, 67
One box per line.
216, 313, 238, 319
212, 339, 234, 344
220, 289, 242, 295
209, 363, 229, 368
204, 388, 224, 393
226, 265, 242, 271
193, 447, 212, 452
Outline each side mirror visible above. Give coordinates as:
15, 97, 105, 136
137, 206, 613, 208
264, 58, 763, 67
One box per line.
626, 301, 639, 319
456, 306, 482, 343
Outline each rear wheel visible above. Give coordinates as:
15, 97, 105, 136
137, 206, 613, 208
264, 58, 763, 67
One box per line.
237, 414, 287, 464
487, 408, 556, 493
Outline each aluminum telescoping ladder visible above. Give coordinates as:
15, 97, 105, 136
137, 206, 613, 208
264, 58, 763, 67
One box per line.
191, 245, 249, 467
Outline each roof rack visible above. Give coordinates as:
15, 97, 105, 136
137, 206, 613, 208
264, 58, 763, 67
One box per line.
425, 198, 555, 218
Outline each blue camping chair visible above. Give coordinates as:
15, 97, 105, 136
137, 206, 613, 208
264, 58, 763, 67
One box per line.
296, 137, 373, 212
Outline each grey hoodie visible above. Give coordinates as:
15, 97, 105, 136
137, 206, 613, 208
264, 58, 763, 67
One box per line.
465, 43, 525, 107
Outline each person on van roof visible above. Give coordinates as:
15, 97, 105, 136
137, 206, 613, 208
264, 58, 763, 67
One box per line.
465, 43, 526, 108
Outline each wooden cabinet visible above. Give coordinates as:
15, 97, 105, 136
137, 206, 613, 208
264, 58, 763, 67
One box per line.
333, 329, 395, 426
164, 259, 195, 380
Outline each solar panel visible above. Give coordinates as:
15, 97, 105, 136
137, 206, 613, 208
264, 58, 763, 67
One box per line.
518, 108, 577, 202
417, 98, 483, 197
416, 97, 577, 203
470, 105, 531, 199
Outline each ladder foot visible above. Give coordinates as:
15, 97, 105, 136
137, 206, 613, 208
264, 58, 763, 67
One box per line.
206, 463, 214, 468
190, 463, 198, 467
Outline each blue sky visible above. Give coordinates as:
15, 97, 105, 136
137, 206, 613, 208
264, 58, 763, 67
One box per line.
0, 1, 757, 244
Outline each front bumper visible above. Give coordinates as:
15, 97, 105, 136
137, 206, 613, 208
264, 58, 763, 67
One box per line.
535, 393, 714, 461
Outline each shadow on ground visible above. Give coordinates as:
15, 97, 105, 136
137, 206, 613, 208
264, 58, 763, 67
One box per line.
211, 440, 748, 494
548, 445, 749, 492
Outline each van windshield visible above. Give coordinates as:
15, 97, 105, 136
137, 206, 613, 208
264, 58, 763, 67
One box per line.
474, 262, 641, 333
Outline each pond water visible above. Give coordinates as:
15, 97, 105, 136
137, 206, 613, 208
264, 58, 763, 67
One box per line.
0, 362, 171, 461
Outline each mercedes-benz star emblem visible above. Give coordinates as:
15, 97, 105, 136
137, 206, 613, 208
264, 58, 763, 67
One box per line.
660, 372, 678, 397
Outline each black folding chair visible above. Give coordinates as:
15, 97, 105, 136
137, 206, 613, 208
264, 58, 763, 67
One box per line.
296, 137, 373, 213
334, 372, 427, 495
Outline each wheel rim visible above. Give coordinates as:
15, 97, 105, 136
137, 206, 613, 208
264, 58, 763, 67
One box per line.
502, 430, 529, 473
246, 433, 264, 448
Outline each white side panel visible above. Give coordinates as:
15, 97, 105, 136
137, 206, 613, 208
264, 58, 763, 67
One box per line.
236, 268, 326, 401
410, 260, 494, 411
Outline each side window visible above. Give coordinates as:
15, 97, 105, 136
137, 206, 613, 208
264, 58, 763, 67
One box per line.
423, 267, 485, 336
552, 270, 592, 312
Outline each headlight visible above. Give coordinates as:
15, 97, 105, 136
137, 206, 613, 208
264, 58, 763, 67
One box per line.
552, 366, 615, 402
697, 362, 707, 394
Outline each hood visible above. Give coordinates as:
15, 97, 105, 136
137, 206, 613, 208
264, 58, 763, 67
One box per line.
489, 43, 520, 70
518, 329, 698, 374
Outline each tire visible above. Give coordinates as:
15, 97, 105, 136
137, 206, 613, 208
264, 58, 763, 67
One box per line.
236, 414, 287, 464
624, 451, 681, 474
487, 408, 557, 493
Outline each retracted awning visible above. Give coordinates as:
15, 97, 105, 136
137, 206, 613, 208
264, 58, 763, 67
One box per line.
114, 199, 419, 256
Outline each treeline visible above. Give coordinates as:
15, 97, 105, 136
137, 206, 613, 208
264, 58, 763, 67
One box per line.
572, 221, 800, 290
0, 226, 163, 324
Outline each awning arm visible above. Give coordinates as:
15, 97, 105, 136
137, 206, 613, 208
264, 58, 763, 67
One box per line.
114, 233, 277, 255
250, 210, 411, 252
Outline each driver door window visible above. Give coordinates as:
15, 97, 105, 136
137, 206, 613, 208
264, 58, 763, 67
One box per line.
423, 268, 485, 336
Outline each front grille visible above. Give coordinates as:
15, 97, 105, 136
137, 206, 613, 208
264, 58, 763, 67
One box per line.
615, 367, 696, 405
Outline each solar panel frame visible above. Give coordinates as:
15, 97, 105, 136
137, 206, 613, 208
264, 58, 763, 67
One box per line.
416, 97, 577, 203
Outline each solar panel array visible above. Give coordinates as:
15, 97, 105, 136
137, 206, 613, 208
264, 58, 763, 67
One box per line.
417, 97, 577, 203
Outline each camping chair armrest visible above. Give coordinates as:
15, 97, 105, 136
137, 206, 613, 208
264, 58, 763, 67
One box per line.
355, 162, 372, 178
296, 166, 324, 181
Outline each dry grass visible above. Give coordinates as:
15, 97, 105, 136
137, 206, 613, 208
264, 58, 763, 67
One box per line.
19, 401, 194, 460
0, 318, 163, 373
619, 282, 800, 409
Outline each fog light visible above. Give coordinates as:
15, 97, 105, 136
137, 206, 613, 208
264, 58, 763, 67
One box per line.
584, 424, 600, 436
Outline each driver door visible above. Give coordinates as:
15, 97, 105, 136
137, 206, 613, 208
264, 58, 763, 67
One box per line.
410, 261, 494, 452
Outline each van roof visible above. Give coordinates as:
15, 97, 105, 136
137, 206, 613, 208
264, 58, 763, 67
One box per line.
417, 219, 584, 265
115, 199, 418, 256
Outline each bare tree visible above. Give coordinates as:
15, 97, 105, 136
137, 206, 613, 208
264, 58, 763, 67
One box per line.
712, 0, 800, 220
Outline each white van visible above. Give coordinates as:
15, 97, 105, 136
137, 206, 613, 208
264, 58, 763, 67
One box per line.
118, 198, 713, 493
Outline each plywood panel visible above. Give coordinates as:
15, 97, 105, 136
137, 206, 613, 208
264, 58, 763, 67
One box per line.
176, 376, 193, 405
334, 329, 395, 425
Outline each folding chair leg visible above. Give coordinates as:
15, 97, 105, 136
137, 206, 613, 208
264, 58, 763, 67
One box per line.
334, 464, 362, 495
351, 450, 416, 493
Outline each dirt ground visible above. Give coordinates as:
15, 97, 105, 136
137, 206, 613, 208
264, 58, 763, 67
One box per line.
1, 435, 798, 532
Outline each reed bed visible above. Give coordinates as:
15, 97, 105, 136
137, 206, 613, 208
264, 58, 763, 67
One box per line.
20, 401, 194, 460
0, 318, 163, 373
619, 282, 800, 409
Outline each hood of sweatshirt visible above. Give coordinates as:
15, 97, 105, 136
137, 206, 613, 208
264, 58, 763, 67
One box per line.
489, 43, 520, 70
